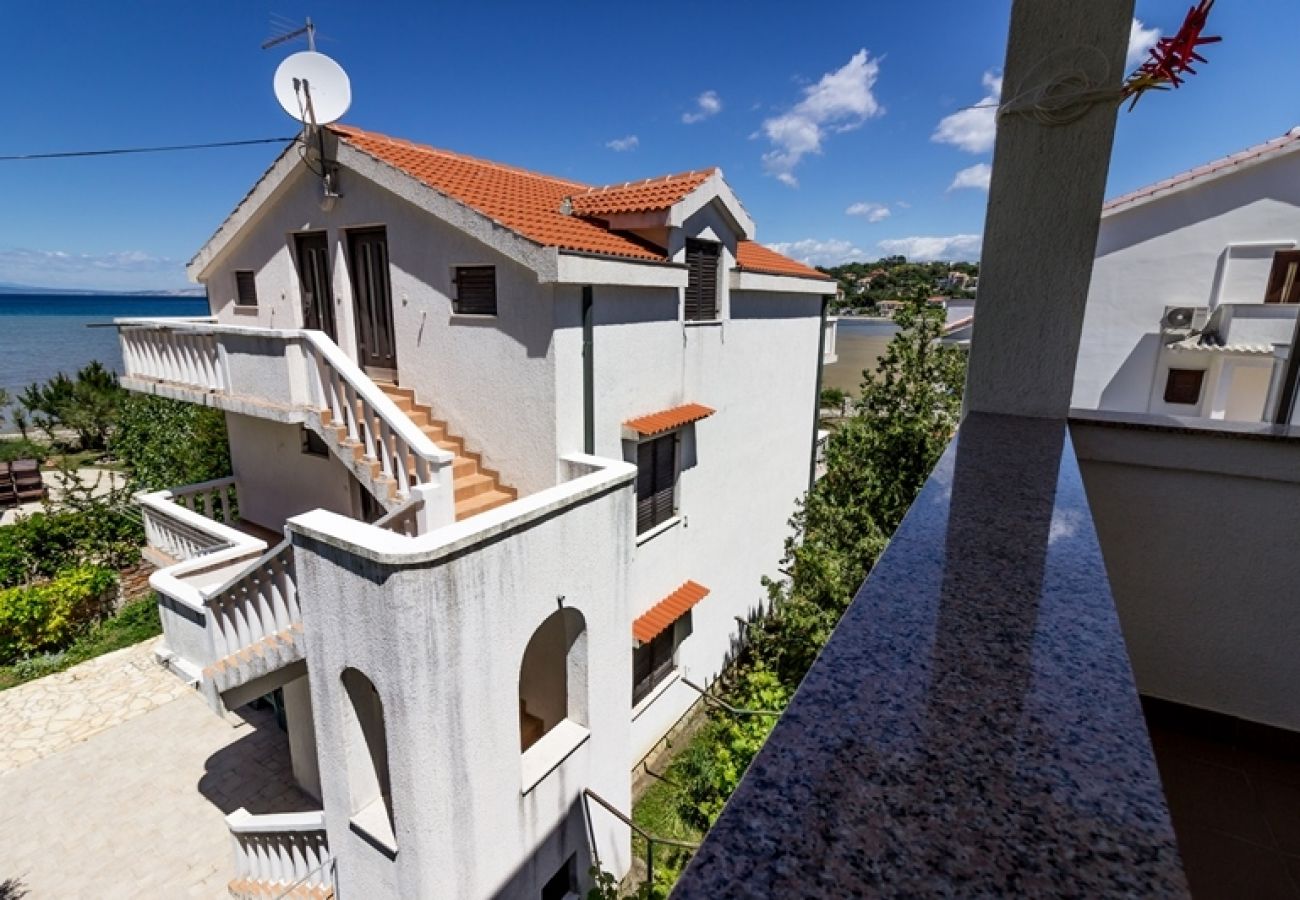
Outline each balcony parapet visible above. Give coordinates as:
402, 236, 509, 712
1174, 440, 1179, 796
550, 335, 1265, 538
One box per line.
226, 808, 332, 899
673, 413, 1188, 897
287, 453, 635, 567
116, 318, 457, 515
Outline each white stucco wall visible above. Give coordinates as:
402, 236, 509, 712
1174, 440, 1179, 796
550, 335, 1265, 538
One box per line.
202, 162, 558, 497
290, 471, 634, 899
1074, 150, 1300, 412
549, 261, 824, 760
226, 414, 354, 531
1072, 422, 1300, 732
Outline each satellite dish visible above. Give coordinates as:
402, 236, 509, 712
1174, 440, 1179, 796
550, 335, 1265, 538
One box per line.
274, 51, 351, 125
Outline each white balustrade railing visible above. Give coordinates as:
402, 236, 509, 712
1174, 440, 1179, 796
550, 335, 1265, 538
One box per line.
206, 539, 298, 662
116, 318, 455, 510
227, 808, 332, 893
138, 477, 249, 563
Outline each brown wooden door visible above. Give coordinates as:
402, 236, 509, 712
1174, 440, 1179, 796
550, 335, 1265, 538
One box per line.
347, 228, 398, 378
294, 232, 337, 341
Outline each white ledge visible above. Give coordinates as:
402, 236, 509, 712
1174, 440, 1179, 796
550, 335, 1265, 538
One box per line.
521, 719, 590, 794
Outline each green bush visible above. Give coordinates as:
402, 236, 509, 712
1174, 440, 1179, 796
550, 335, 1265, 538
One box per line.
0, 503, 141, 589
113, 393, 231, 491
0, 438, 49, 463
0, 566, 118, 664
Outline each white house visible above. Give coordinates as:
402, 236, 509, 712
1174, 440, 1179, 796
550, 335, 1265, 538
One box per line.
115, 123, 834, 898
1073, 127, 1300, 423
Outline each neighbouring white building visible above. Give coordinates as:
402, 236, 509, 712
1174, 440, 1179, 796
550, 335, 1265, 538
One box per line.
1074, 127, 1300, 424
115, 124, 835, 898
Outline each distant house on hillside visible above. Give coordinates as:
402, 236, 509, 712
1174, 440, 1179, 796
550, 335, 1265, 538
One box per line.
1073, 128, 1300, 424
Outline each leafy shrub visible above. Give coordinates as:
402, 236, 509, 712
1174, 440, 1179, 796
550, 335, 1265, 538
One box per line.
113, 393, 231, 491
0, 566, 118, 664
0, 501, 141, 589
0, 438, 49, 463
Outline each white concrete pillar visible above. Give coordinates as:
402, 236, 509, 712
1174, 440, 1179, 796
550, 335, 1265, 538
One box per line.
283, 673, 323, 801
964, 0, 1136, 419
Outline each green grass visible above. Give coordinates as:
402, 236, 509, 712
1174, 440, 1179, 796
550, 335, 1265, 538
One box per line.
628, 732, 708, 899
0, 595, 161, 692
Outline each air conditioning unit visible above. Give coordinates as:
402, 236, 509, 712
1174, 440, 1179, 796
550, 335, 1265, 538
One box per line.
1162, 306, 1209, 332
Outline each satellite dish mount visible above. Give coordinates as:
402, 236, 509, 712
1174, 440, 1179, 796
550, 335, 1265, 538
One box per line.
266, 18, 351, 208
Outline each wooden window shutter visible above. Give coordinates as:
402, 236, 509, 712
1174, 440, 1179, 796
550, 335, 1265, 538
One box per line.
636, 434, 678, 534
1265, 251, 1300, 303
455, 266, 497, 315
235, 270, 258, 307
684, 239, 720, 320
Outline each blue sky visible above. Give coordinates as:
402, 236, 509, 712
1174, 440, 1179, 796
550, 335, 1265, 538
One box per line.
1, 1, 1297, 291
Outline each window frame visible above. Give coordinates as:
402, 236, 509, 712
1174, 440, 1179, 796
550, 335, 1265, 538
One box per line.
684, 238, 721, 321
1163, 368, 1206, 405
234, 269, 259, 308
1264, 250, 1300, 303
635, 432, 679, 535
633, 616, 691, 707
452, 264, 498, 316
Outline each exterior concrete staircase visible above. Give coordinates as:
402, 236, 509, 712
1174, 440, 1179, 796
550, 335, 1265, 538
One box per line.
376, 384, 517, 520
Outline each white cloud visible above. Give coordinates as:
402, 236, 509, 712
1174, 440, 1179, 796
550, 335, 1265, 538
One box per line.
766, 238, 865, 267
877, 234, 982, 262
895, 200, 911, 209
948, 162, 992, 192
1127, 18, 1161, 69
0, 246, 185, 291
761, 50, 884, 186
932, 71, 1001, 154
605, 135, 639, 152
846, 202, 891, 222
682, 90, 722, 124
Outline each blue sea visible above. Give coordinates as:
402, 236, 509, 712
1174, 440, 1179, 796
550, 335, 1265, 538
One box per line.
0, 294, 211, 402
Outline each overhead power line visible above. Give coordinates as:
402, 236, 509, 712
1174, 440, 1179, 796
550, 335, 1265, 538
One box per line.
0, 137, 296, 162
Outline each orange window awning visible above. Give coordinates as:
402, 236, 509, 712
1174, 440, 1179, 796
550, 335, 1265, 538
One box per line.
633, 580, 710, 644
623, 403, 715, 439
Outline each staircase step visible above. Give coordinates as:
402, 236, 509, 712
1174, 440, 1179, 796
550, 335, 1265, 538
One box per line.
454, 472, 496, 500
455, 489, 513, 520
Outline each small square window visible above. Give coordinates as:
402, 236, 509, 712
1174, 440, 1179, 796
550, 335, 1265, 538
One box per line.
235, 270, 258, 307
541, 854, 577, 900
1164, 368, 1205, 405
454, 266, 497, 315
301, 427, 329, 457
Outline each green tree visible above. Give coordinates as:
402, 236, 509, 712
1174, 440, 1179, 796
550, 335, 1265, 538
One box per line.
111, 394, 232, 491
756, 290, 966, 686
19, 361, 123, 450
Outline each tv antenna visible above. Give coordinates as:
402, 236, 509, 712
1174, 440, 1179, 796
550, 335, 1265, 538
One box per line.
266, 18, 350, 207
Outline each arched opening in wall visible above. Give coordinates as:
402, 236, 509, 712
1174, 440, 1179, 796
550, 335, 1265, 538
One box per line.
518, 608, 588, 752
340, 667, 396, 852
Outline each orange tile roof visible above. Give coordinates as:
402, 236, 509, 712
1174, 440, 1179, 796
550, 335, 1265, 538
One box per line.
623, 403, 715, 437
735, 241, 834, 281
570, 169, 716, 217
331, 124, 664, 261
634, 581, 710, 644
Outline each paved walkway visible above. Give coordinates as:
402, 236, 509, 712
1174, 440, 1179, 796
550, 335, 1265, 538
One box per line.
0, 638, 188, 771
0, 641, 312, 898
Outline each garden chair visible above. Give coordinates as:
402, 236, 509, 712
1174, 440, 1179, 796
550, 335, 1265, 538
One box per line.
10, 458, 45, 503
0, 462, 15, 508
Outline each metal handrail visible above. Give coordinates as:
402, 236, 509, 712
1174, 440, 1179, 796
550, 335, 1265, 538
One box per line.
582, 788, 698, 894
680, 677, 782, 718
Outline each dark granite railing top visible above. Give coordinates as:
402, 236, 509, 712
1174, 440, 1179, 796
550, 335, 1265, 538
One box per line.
672, 413, 1188, 898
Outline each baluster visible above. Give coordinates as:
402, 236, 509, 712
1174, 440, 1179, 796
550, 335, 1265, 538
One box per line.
283, 553, 299, 622
208, 597, 229, 659
253, 569, 274, 643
